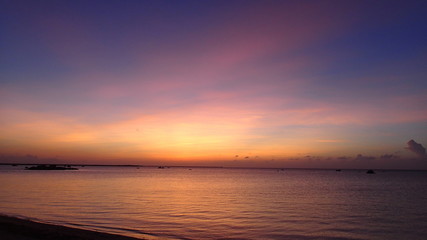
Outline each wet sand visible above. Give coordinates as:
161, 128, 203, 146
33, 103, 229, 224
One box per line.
0, 215, 145, 240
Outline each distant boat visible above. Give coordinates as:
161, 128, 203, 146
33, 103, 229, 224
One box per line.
336, 169, 341, 172
25, 165, 78, 170
366, 169, 375, 174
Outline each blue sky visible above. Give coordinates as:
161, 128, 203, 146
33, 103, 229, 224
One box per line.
1, 0, 427, 168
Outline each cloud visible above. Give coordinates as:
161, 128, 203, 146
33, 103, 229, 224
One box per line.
355, 154, 376, 161
380, 154, 398, 159
406, 139, 426, 158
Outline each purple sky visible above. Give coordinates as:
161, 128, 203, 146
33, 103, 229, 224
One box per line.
1, 0, 427, 169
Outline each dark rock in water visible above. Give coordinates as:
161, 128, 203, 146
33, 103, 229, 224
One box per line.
366, 169, 375, 174
25, 164, 78, 170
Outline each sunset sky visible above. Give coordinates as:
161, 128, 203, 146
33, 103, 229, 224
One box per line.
1, 0, 427, 169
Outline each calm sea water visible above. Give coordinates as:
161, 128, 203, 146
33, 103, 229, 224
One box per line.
0, 166, 426, 240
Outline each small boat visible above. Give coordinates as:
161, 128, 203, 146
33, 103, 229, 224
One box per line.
366, 169, 375, 174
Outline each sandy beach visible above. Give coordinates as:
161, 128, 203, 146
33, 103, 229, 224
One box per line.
0, 215, 144, 240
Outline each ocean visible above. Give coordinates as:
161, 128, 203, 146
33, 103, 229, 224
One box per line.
0, 165, 426, 240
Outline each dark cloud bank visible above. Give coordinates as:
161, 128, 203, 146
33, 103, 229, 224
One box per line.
406, 139, 426, 158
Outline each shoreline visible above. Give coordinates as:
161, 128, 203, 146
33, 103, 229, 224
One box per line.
0, 214, 145, 240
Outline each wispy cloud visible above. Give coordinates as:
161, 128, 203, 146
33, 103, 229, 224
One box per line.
1, 1, 427, 167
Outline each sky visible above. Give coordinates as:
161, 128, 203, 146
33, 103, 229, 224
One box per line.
1, 0, 427, 169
